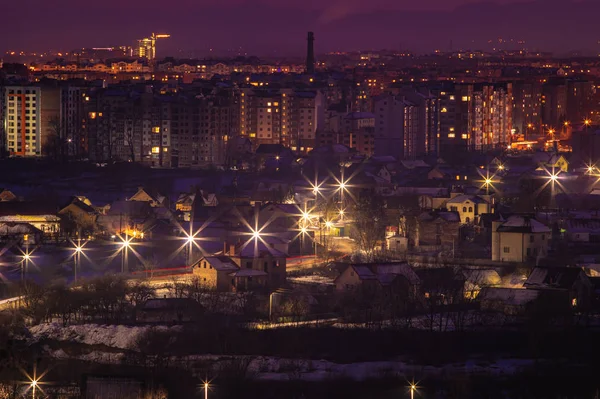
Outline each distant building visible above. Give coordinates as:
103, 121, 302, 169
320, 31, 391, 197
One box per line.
491, 215, 551, 262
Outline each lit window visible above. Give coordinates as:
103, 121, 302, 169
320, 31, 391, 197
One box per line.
163, 147, 168, 152
449, 127, 455, 132
462, 96, 469, 102
448, 133, 455, 138
267, 102, 272, 106
151, 146, 159, 154
152, 127, 160, 133
449, 96, 455, 101
267, 108, 272, 113
461, 134, 468, 139
441, 107, 448, 113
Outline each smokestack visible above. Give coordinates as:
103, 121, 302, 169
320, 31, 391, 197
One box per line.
306, 31, 315, 74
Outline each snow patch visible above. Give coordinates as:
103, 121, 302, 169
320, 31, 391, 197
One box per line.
29, 323, 181, 350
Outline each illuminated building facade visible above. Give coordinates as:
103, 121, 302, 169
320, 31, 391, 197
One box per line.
240, 88, 323, 153
3, 86, 42, 156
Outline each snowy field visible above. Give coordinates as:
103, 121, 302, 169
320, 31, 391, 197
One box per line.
30, 323, 537, 381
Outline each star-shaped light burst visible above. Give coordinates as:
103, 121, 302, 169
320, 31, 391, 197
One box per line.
330, 168, 357, 205
407, 380, 420, 399
65, 238, 92, 282
476, 168, 499, 195
18, 246, 38, 280
532, 166, 566, 206
20, 365, 49, 399
235, 207, 277, 257
586, 162, 597, 176
199, 378, 214, 399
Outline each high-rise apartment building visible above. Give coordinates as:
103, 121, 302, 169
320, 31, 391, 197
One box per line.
542, 82, 567, 129
3, 86, 42, 156
240, 88, 323, 153
512, 81, 542, 139
373, 89, 439, 160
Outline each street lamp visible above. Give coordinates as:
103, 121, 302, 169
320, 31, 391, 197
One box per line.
203, 381, 210, 399
410, 383, 417, 399
120, 237, 131, 273
73, 241, 84, 282
21, 253, 31, 281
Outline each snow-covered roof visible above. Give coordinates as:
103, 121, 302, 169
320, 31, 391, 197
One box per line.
229, 269, 268, 277
524, 267, 584, 289
202, 256, 239, 272
566, 219, 600, 234
478, 287, 540, 305
496, 216, 551, 233
447, 195, 488, 205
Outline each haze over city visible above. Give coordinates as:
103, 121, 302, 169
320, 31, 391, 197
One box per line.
3, 0, 600, 55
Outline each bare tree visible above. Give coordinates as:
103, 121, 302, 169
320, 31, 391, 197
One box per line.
350, 189, 386, 262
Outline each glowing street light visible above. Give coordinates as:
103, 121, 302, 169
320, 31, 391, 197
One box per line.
409, 383, 418, 399
119, 236, 132, 273
72, 238, 86, 282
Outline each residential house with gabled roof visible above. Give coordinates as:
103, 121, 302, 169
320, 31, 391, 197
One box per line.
128, 187, 169, 208
524, 266, 592, 308
446, 194, 491, 224
0, 202, 61, 238
541, 153, 569, 172
195, 240, 287, 292
97, 200, 154, 237
565, 218, 600, 243
0, 189, 17, 202
58, 197, 98, 236
417, 210, 461, 246
491, 215, 551, 262
478, 287, 541, 315
334, 262, 419, 298
192, 256, 243, 291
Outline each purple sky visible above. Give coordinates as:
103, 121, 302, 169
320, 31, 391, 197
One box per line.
2, 0, 598, 56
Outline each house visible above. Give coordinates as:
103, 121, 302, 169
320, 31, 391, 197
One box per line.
416, 267, 465, 304
193, 241, 287, 292
417, 211, 460, 246
446, 195, 491, 224
0, 202, 61, 238
136, 298, 203, 323
175, 193, 196, 221
478, 287, 541, 315
0, 223, 43, 245
462, 269, 502, 299
58, 197, 98, 236
0, 189, 17, 202
334, 262, 420, 297
564, 218, 600, 243
97, 200, 154, 237
524, 266, 592, 308
128, 187, 169, 208
386, 235, 408, 252
541, 153, 569, 172
491, 215, 551, 262
255, 144, 294, 170
192, 256, 241, 291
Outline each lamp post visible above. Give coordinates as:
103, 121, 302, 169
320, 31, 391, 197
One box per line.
22, 253, 31, 281
120, 235, 131, 274
186, 234, 195, 265
203, 381, 209, 399
410, 384, 417, 399
74, 238, 83, 282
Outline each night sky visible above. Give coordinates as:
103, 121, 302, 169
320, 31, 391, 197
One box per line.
2, 0, 598, 55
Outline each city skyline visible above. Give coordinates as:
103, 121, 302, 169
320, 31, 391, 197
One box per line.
3, 0, 600, 56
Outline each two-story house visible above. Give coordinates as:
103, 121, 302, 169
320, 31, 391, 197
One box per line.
491, 215, 551, 262
193, 241, 287, 292
446, 195, 491, 224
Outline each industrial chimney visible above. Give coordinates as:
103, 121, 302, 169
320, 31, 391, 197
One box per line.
306, 32, 315, 74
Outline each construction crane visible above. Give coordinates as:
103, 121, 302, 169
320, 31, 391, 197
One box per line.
135, 32, 170, 61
